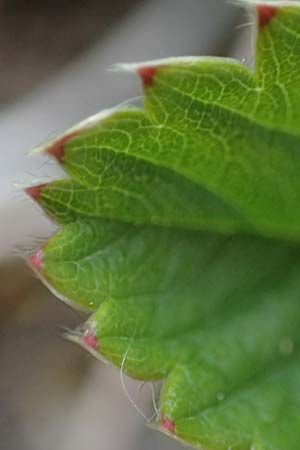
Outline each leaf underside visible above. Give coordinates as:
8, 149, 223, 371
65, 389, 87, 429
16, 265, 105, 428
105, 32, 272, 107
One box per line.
26, 5, 300, 450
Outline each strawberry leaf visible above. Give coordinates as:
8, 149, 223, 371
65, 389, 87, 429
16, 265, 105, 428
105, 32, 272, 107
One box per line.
26, 4, 300, 449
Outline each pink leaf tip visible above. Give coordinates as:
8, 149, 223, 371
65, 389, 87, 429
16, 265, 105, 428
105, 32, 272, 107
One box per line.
29, 249, 43, 271
137, 65, 158, 87
25, 183, 47, 201
256, 5, 278, 27
83, 329, 98, 350
45, 132, 77, 163
161, 416, 175, 433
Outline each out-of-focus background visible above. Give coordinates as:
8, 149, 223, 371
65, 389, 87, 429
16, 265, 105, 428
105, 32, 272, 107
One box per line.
0, 2, 252, 449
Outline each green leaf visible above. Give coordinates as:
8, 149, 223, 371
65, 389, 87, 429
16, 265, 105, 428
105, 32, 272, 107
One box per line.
26, 4, 300, 449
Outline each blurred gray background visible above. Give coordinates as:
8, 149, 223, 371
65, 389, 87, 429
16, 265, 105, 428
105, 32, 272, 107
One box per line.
0, 1, 252, 449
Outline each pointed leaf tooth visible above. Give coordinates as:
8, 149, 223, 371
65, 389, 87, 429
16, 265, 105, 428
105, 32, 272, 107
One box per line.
256, 4, 278, 27
29, 249, 44, 271
161, 416, 175, 434
83, 327, 99, 350
45, 132, 77, 163
137, 65, 159, 87
25, 183, 47, 201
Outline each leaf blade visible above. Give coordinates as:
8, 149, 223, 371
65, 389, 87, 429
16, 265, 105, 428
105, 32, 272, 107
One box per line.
26, 4, 300, 449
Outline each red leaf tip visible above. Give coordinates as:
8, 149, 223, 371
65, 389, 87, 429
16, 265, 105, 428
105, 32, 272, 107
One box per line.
161, 416, 175, 433
137, 65, 158, 87
256, 5, 278, 27
46, 132, 77, 163
25, 183, 47, 201
83, 329, 98, 350
29, 249, 43, 271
